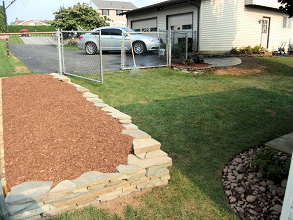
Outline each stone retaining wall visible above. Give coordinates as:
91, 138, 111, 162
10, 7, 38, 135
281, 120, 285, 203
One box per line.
4, 74, 172, 220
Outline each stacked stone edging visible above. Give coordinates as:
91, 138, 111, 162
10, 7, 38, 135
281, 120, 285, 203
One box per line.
222, 146, 289, 220
4, 74, 172, 220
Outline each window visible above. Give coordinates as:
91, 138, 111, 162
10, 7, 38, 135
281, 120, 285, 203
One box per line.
283, 16, 291, 28
116, 10, 123, 16
108, 29, 122, 35
182, 24, 192, 30
101, 29, 110, 35
102, 9, 109, 16
150, 27, 157, 32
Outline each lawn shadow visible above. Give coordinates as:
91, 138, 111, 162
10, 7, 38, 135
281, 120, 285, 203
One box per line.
116, 87, 293, 215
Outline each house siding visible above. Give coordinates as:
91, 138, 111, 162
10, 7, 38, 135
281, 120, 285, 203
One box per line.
200, 0, 293, 52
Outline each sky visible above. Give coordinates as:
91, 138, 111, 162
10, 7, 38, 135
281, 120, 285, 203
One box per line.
4, 0, 165, 24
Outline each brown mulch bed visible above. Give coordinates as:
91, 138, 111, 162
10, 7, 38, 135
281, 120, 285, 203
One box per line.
2, 74, 133, 191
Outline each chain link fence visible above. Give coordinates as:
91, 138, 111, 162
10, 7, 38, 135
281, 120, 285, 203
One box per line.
121, 31, 168, 70
4, 29, 198, 83
7, 32, 59, 74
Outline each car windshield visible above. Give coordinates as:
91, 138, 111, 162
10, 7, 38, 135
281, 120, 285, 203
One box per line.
121, 27, 136, 33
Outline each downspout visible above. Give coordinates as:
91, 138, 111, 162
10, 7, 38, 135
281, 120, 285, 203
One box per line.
188, 1, 200, 52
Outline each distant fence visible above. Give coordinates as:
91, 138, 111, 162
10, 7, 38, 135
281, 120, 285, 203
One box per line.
1, 29, 198, 82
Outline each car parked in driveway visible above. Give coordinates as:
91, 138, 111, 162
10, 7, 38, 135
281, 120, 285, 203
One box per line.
78, 26, 160, 55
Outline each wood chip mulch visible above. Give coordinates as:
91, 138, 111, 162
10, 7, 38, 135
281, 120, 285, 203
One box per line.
2, 74, 133, 191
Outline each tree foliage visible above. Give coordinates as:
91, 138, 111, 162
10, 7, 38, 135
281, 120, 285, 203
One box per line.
0, 6, 5, 33
278, 0, 293, 17
48, 3, 111, 31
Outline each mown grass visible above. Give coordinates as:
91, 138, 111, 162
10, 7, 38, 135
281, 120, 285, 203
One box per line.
0, 39, 292, 219
0, 38, 33, 77
63, 56, 293, 219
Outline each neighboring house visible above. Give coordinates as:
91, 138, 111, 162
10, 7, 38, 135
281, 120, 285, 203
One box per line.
16, 18, 49, 26
124, 0, 293, 53
90, 0, 136, 27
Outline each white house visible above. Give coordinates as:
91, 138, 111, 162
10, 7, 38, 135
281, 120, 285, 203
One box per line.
89, 0, 136, 27
124, 0, 293, 53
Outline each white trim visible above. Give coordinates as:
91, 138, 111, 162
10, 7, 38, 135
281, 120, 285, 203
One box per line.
280, 151, 293, 220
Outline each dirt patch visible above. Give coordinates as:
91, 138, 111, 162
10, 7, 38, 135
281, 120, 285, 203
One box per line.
2, 74, 133, 191
14, 65, 31, 74
214, 57, 268, 76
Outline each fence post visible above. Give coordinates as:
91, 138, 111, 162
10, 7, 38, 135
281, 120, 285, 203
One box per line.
168, 30, 172, 66
57, 29, 63, 75
99, 29, 104, 84
121, 32, 125, 70
0, 178, 8, 220
185, 32, 188, 59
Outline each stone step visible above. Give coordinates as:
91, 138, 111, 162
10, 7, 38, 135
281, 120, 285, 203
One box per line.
122, 130, 151, 139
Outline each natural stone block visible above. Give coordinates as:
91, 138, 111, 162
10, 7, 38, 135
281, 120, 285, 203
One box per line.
7, 201, 43, 216
146, 166, 169, 177
135, 152, 147, 159
83, 92, 99, 98
119, 119, 132, 124
160, 174, 171, 181
49, 180, 76, 195
133, 139, 161, 154
9, 204, 50, 220
5, 181, 53, 205
52, 75, 70, 83
86, 98, 104, 103
145, 150, 168, 159
51, 186, 114, 208
137, 178, 161, 189
72, 171, 124, 189
128, 154, 172, 169
101, 107, 120, 113
71, 84, 89, 93
97, 190, 121, 202
122, 130, 151, 139
108, 112, 131, 120
122, 124, 138, 130
94, 103, 109, 108
122, 185, 137, 193
116, 164, 144, 175
155, 180, 169, 187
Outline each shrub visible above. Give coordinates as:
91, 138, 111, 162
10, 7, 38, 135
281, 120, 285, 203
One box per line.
252, 45, 264, 54
239, 46, 253, 54
252, 147, 291, 183
187, 54, 204, 64
172, 42, 185, 58
183, 59, 194, 66
7, 25, 56, 33
230, 47, 239, 54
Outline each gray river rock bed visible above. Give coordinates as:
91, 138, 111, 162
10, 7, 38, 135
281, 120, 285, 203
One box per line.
222, 146, 289, 220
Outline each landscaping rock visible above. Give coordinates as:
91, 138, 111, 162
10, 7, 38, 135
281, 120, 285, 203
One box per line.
221, 146, 289, 220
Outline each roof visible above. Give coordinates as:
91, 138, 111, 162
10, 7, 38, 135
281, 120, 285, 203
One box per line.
18, 19, 49, 25
90, 0, 137, 10
122, 0, 199, 15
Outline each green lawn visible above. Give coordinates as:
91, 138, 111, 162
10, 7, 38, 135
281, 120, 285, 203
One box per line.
1, 37, 293, 219
0, 38, 32, 77
63, 57, 293, 219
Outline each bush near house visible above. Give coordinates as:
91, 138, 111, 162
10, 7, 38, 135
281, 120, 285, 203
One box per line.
230, 45, 265, 54
7, 25, 56, 33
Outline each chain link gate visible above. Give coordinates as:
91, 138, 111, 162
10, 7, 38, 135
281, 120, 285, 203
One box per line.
57, 30, 104, 83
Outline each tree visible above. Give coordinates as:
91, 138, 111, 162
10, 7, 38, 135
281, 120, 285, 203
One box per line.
48, 3, 111, 31
278, 0, 293, 17
0, 6, 5, 33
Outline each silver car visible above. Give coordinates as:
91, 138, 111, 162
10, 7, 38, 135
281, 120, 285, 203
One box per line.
78, 26, 160, 55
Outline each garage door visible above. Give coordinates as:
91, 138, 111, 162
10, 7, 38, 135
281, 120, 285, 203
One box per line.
168, 13, 192, 31
132, 18, 157, 32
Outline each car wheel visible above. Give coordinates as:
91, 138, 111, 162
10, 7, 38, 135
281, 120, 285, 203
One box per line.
133, 41, 146, 55
85, 42, 97, 55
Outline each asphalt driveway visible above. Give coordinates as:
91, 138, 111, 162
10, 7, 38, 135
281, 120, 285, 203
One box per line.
9, 44, 167, 74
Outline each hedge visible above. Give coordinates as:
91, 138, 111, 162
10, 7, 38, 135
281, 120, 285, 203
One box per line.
7, 25, 56, 33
